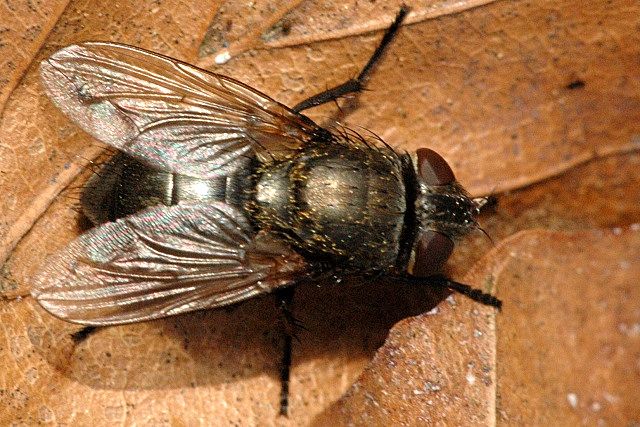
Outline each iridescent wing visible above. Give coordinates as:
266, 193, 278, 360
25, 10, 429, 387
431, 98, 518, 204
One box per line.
32, 203, 308, 325
40, 42, 322, 177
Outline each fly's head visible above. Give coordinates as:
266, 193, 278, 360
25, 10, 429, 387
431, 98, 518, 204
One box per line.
407, 148, 487, 276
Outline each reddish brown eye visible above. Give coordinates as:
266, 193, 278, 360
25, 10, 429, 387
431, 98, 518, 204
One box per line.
416, 148, 455, 185
413, 230, 454, 277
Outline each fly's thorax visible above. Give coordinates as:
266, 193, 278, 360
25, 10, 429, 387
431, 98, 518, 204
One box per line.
252, 140, 408, 270
405, 148, 481, 277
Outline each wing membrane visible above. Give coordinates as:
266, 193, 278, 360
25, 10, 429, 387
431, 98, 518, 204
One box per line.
40, 42, 321, 177
32, 203, 307, 325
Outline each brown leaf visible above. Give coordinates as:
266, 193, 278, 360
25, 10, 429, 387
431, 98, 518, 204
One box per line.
0, 0, 68, 109
1, 0, 639, 425
322, 227, 640, 425
316, 293, 497, 426
492, 228, 640, 424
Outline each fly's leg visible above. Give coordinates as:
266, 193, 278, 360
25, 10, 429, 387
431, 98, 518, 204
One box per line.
396, 274, 503, 309
292, 6, 409, 113
274, 286, 304, 416
71, 325, 98, 343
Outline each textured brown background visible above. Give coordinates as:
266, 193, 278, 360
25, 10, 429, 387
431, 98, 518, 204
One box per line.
1, 0, 639, 425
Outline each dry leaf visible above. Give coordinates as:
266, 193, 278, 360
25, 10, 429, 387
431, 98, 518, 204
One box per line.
320, 227, 640, 425
492, 228, 640, 424
1, 0, 639, 425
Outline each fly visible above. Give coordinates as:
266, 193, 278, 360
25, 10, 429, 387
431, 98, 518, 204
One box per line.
32, 7, 501, 416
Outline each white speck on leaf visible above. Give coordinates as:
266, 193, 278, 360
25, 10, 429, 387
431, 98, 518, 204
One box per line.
215, 49, 231, 64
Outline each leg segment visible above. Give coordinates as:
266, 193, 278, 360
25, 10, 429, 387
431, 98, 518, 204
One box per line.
275, 286, 297, 416
71, 325, 98, 343
396, 274, 502, 309
292, 7, 409, 113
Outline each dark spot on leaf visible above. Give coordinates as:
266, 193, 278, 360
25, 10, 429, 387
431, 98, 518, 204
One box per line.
566, 79, 585, 90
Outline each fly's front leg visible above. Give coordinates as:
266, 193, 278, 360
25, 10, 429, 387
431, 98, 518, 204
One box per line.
395, 274, 503, 309
292, 7, 409, 113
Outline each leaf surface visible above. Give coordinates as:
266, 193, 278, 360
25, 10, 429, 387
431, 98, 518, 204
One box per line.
1, 0, 639, 425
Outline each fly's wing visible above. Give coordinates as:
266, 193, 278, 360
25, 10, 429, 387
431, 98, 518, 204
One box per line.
32, 203, 308, 325
40, 42, 323, 177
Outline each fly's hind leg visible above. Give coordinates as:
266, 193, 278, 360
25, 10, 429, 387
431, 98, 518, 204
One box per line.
291, 7, 409, 113
274, 286, 305, 416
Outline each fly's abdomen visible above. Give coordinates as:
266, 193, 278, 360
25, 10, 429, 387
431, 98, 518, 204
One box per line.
81, 152, 253, 224
254, 143, 407, 270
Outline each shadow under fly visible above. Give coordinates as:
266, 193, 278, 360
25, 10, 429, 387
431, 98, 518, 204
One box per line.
32, 6, 501, 416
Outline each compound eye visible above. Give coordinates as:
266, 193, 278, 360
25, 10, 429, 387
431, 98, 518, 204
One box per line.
413, 230, 454, 277
416, 148, 455, 185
